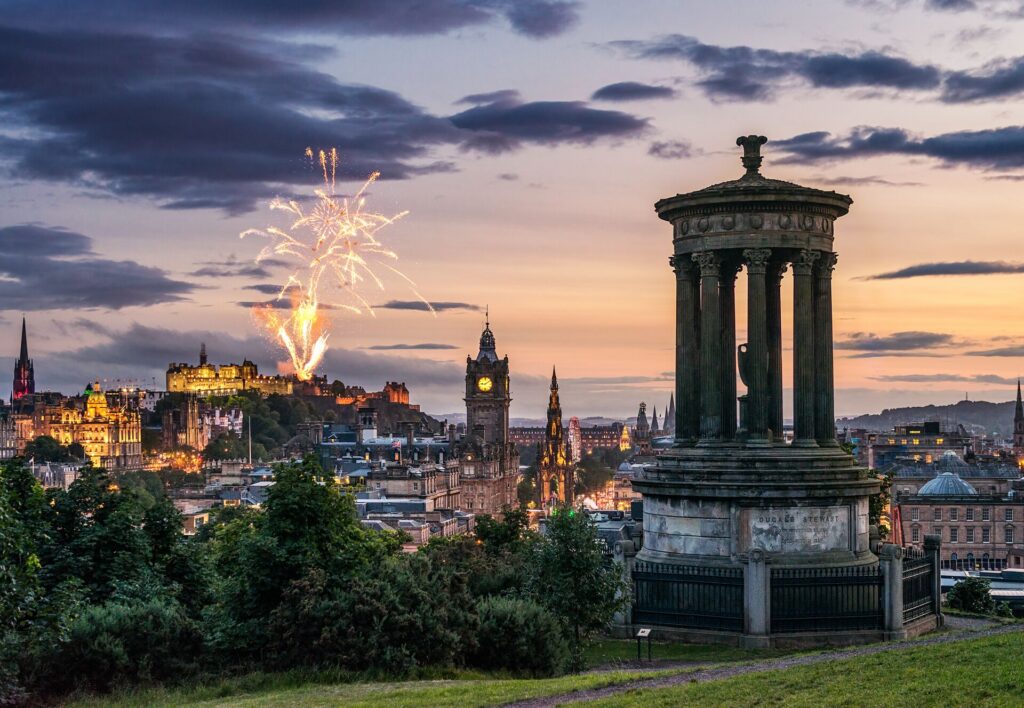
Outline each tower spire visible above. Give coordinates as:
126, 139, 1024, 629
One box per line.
1016, 379, 1023, 421
551, 365, 558, 389
13, 317, 34, 402
19, 317, 28, 362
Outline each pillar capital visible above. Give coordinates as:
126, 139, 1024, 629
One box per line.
743, 248, 772, 274
817, 251, 838, 278
792, 249, 820, 275
692, 251, 720, 277
669, 254, 697, 278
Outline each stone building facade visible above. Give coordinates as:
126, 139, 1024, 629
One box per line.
167, 343, 292, 396
32, 383, 143, 470
896, 472, 1024, 570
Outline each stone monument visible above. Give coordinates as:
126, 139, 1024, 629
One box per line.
626, 136, 939, 646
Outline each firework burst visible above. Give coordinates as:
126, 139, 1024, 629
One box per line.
241, 148, 431, 381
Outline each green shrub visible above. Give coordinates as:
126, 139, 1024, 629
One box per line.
49, 598, 202, 692
946, 576, 1013, 617
472, 597, 570, 676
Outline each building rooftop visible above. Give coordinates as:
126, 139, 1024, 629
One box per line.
917, 472, 978, 496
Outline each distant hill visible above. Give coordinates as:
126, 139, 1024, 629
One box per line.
837, 399, 1016, 437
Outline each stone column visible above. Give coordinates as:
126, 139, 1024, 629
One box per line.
693, 251, 722, 444
766, 261, 787, 441
792, 249, 819, 447
815, 252, 839, 446
743, 249, 771, 445
720, 261, 740, 441
671, 255, 700, 445
742, 548, 771, 648
879, 544, 907, 640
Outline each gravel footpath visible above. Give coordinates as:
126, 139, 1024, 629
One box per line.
505, 621, 1023, 707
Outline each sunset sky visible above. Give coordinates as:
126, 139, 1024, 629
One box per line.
3, 0, 1024, 419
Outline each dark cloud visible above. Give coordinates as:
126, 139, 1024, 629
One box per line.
377, 300, 481, 312
608, 35, 940, 101
863, 260, 1024, 280
943, 58, 1024, 102
834, 331, 956, 351
0, 225, 194, 311
0, 27, 641, 213
871, 373, 1016, 384
967, 345, 1024, 357
450, 91, 648, 154
364, 343, 459, 350
497, 173, 520, 181
2, 0, 580, 39
591, 81, 677, 101
808, 175, 923, 187
648, 140, 693, 159
244, 283, 291, 295
926, 0, 977, 10
774, 126, 1024, 170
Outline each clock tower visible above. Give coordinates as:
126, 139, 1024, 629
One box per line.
465, 314, 510, 445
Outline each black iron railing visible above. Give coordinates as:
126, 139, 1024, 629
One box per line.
902, 547, 934, 625
770, 565, 883, 633
632, 561, 744, 631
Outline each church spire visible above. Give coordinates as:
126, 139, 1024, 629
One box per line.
651, 405, 660, 433
13, 317, 34, 402
1016, 379, 1023, 422
551, 365, 558, 390
19, 317, 28, 362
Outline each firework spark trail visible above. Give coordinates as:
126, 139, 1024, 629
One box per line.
241, 148, 432, 381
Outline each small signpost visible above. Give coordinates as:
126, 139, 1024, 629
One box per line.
636, 627, 652, 661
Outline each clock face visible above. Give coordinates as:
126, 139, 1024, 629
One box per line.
477, 376, 493, 392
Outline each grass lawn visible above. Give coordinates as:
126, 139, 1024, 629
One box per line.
587, 630, 1024, 707
70, 667, 693, 708
583, 638, 787, 666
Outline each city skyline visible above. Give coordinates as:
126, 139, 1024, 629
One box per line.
3, 1, 1024, 417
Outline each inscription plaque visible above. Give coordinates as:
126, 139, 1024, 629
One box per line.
743, 506, 850, 553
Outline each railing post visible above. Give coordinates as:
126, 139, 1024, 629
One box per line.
743, 548, 771, 648
613, 540, 638, 629
923, 534, 944, 627
879, 543, 906, 640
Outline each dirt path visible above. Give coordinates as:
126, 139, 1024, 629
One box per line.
506, 621, 1023, 707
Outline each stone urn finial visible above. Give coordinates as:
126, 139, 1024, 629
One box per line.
736, 135, 768, 176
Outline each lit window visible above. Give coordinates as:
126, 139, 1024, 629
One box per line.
900, 439, 908, 445
982, 528, 991, 543
935, 438, 944, 445
888, 438, 896, 445
912, 438, 920, 445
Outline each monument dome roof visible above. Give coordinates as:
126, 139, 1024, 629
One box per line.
918, 471, 977, 496
655, 135, 852, 221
